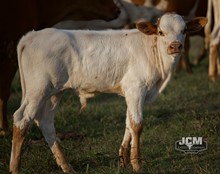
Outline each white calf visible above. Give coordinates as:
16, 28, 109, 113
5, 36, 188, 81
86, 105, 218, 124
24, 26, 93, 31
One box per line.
10, 13, 207, 173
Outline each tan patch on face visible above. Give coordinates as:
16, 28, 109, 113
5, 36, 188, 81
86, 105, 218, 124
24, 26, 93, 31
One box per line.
131, 0, 146, 6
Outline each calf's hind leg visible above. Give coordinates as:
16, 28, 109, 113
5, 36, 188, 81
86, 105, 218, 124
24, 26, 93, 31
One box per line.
34, 94, 76, 174
10, 98, 44, 174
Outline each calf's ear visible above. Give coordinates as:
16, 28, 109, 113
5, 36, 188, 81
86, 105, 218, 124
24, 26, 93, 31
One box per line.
186, 17, 208, 34
136, 22, 157, 35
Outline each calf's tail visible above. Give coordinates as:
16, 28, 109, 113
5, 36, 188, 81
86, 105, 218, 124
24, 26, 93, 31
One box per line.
17, 35, 28, 103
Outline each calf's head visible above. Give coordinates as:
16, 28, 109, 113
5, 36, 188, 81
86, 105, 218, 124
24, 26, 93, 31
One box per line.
136, 13, 207, 60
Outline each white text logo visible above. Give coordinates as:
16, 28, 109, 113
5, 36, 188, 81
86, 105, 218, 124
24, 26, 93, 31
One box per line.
175, 137, 207, 153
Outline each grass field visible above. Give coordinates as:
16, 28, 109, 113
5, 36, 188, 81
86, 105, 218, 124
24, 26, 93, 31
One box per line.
1, 37, 220, 174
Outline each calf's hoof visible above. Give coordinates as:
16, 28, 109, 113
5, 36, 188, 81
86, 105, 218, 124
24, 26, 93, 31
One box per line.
210, 75, 217, 82
61, 164, 78, 174
65, 168, 78, 174
131, 159, 142, 173
119, 146, 129, 168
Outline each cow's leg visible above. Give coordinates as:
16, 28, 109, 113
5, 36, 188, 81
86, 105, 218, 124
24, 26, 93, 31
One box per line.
209, 44, 218, 81
178, 53, 192, 73
193, 47, 207, 65
34, 93, 76, 173
216, 45, 220, 77
10, 82, 50, 174
10, 97, 44, 174
123, 87, 146, 172
0, 94, 9, 136
128, 111, 143, 172
10, 123, 29, 174
119, 110, 131, 168
0, 44, 17, 136
10, 102, 30, 174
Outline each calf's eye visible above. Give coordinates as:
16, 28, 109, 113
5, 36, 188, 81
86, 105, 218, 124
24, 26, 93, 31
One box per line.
158, 31, 164, 36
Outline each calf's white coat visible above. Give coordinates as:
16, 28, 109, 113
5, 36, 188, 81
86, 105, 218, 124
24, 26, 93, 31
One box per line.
10, 13, 207, 173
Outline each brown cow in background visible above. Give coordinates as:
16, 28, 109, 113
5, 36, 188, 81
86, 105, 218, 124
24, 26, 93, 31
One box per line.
0, 0, 119, 136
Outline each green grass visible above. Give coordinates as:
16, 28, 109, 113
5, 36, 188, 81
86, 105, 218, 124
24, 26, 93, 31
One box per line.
1, 37, 220, 174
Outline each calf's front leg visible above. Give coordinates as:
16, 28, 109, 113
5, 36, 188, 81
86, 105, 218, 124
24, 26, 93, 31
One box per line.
128, 111, 143, 172
119, 110, 131, 168
119, 87, 146, 172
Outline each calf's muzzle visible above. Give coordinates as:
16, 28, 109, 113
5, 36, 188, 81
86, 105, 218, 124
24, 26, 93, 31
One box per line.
168, 41, 183, 55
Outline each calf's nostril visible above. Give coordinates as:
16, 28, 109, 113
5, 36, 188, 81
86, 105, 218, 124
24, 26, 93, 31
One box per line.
170, 45, 174, 49
178, 44, 182, 50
